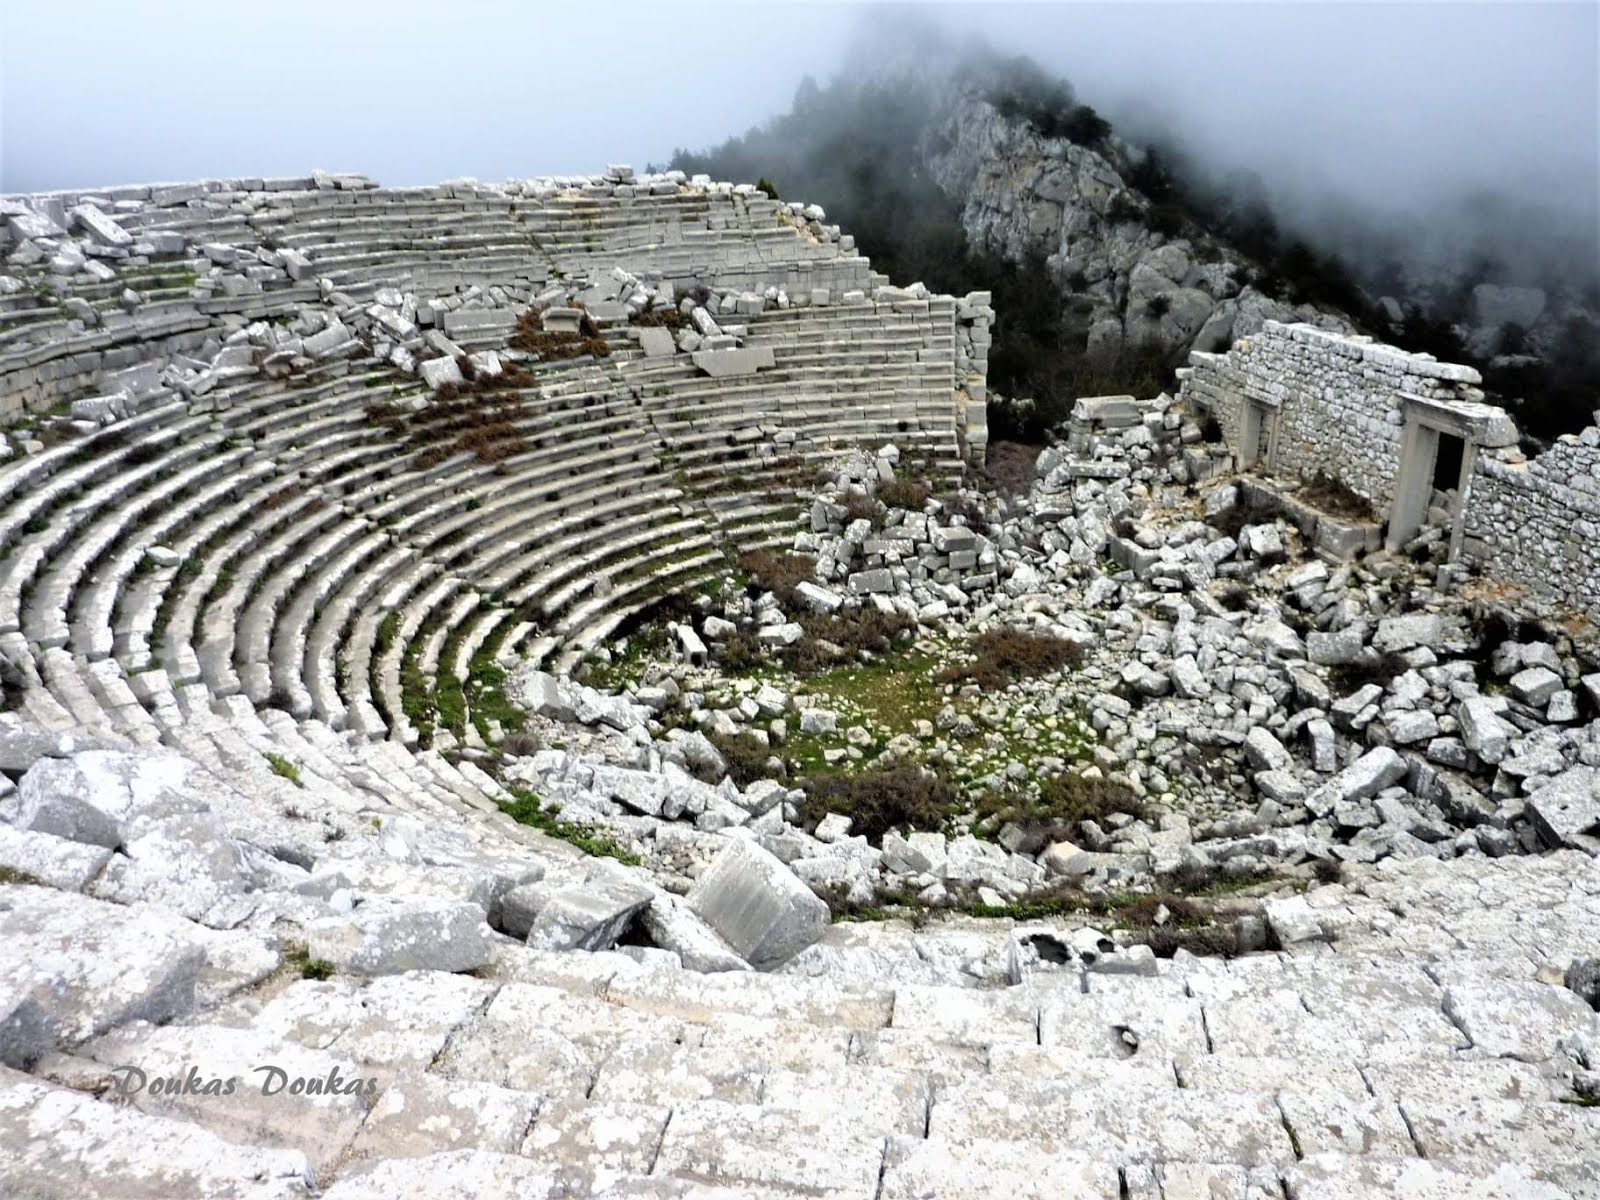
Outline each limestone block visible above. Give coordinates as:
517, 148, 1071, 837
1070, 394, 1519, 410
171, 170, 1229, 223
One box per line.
794, 581, 844, 613
0, 825, 110, 892
1524, 767, 1600, 851
0, 885, 206, 1064
638, 894, 750, 972
1372, 613, 1443, 653
17, 750, 205, 850
307, 899, 493, 976
69, 203, 132, 248
685, 837, 829, 968
419, 356, 463, 389
690, 345, 774, 378
524, 880, 652, 953
637, 325, 675, 357
0, 1077, 313, 1199
1457, 696, 1513, 764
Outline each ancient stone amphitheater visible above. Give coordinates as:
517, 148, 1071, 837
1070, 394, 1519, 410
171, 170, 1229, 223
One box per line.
0, 167, 1595, 1199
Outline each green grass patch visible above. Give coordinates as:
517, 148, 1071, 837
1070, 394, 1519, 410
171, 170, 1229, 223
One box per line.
497, 787, 640, 865
282, 943, 335, 980
264, 752, 301, 785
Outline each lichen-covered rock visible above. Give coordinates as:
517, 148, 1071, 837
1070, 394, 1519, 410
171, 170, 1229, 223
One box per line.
0, 885, 206, 1065
686, 837, 829, 968
307, 900, 493, 976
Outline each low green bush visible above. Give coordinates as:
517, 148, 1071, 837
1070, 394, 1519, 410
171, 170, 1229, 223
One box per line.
799, 767, 960, 843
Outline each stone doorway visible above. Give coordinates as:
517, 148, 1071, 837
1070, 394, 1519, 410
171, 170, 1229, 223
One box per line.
1388, 410, 1477, 560
1239, 400, 1275, 470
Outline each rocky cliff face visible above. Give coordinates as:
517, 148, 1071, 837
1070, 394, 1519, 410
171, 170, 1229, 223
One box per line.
921, 91, 1353, 370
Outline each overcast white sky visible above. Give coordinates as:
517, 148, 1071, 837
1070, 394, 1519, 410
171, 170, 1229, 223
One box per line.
3, 1, 1596, 255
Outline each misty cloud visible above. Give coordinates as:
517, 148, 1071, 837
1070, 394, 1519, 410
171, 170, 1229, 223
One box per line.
4, 1, 1594, 292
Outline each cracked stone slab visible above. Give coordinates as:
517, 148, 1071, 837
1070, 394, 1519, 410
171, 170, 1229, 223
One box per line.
762, 1065, 930, 1136
1442, 976, 1600, 1062
1283, 1151, 1574, 1199
16, 750, 207, 849
651, 1098, 887, 1197
890, 982, 1039, 1045
1276, 1090, 1416, 1158
347, 1072, 539, 1161
0, 884, 205, 1065
0, 1071, 313, 1199
931, 1077, 1292, 1167
519, 1097, 670, 1176
880, 1133, 1122, 1199
252, 971, 495, 1070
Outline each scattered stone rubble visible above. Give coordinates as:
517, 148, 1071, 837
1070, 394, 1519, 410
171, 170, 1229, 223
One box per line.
0, 168, 1594, 1195
515, 397, 1600, 926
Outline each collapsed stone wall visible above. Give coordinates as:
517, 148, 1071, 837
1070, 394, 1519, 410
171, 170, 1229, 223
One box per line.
1180, 320, 1600, 625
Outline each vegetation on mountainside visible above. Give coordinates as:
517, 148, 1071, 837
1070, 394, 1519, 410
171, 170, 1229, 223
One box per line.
670, 54, 1600, 446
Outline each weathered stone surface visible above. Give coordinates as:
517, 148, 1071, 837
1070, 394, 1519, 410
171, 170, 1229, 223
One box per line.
637, 326, 676, 357
1372, 614, 1442, 653
509, 668, 576, 722
0, 824, 111, 892
307, 900, 493, 975
639, 894, 750, 972
80, 1023, 375, 1174
320, 1151, 559, 1199
525, 880, 652, 952
0, 886, 205, 1064
690, 345, 775, 377
1307, 628, 1364, 665
17, 751, 203, 850
1442, 977, 1599, 1062
1524, 767, 1600, 851
1458, 696, 1513, 764
0, 1075, 313, 1199
1309, 747, 1407, 814
685, 838, 829, 968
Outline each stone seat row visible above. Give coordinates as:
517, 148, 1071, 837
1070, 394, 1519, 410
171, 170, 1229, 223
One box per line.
0, 282, 970, 749
2, 935, 1589, 1199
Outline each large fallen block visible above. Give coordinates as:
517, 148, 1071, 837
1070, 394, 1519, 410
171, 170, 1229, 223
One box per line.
307, 899, 493, 976
690, 345, 775, 378
685, 837, 829, 968
0, 885, 207, 1067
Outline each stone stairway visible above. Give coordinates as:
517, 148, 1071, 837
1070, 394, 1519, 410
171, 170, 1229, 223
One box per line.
3, 845, 1596, 1197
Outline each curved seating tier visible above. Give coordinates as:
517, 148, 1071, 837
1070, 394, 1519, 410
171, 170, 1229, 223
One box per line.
1, 289, 963, 768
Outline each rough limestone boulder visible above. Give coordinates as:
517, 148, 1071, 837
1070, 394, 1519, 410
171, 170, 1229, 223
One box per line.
1525, 768, 1600, 852
523, 878, 653, 953
639, 893, 751, 973
16, 751, 204, 850
685, 837, 829, 968
306, 899, 493, 976
0, 885, 206, 1067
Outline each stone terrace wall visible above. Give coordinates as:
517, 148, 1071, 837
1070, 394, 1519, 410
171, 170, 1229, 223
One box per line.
1178, 321, 1482, 515
1181, 320, 1600, 625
